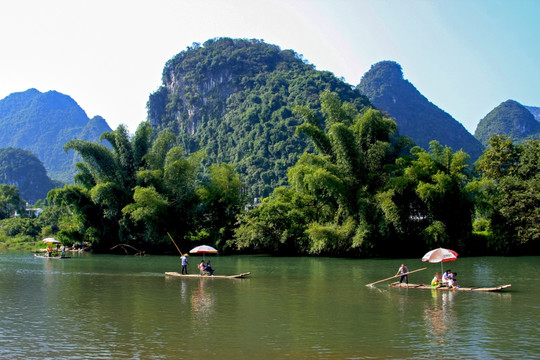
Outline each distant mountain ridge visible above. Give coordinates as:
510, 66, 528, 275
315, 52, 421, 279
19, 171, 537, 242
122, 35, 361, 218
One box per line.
0, 148, 61, 203
0, 89, 112, 182
357, 61, 484, 160
475, 100, 540, 146
525, 105, 540, 122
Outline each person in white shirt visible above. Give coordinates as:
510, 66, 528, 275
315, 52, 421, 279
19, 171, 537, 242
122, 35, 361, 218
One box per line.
442, 269, 453, 286
180, 254, 189, 274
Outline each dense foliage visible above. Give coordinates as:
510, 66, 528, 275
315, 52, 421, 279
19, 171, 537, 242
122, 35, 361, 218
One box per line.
147, 38, 371, 198
473, 135, 540, 253
474, 100, 540, 146
233, 92, 482, 257
0, 148, 61, 203
358, 61, 484, 161
3, 91, 538, 257
0, 184, 23, 220
46, 123, 244, 253
1, 39, 538, 257
0, 89, 112, 182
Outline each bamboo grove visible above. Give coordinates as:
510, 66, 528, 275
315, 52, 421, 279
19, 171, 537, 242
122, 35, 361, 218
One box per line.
7, 91, 537, 256
46, 123, 243, 253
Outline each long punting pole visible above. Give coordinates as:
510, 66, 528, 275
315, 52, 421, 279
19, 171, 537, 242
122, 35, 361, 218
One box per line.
167, 232, 183, 256
365, 267, 427, 287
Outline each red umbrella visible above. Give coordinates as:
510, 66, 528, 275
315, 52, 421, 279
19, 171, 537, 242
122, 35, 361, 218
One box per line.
422, 247, 458, 275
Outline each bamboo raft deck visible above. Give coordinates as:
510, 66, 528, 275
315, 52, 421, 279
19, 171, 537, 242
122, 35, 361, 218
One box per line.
165, 272, 250, 279
389, 282, 511, 292
34, 254, 71, 259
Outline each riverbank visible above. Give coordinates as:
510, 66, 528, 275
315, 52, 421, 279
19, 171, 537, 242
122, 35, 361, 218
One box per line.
0, 235, 40, 251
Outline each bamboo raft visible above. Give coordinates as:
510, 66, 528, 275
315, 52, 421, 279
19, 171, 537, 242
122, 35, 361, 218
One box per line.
389, 282, 511, 292
34, 254, 71, 259
165, 272, 250, 279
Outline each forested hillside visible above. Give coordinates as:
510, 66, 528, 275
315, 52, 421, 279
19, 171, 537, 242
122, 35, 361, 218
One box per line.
147, 38, 371, 197
526, 105, 540, 122
358, 61, 484, 160
0, 148, 61, 203
475, 100, 540, 146
0, 89, 112, 182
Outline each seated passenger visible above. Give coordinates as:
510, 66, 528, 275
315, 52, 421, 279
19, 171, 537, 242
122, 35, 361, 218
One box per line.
431, 273, 442, 287
204, 261, 215, 275
442, 270, 453, 286
198, 260, 206, 274
450, 272, 459, 288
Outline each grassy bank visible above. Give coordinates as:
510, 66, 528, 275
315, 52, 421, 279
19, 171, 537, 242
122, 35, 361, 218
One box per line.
0, 234, 46, 252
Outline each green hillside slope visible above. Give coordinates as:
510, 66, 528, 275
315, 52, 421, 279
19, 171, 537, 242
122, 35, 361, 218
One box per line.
525, 105, 540, 122
147, 38, 371, 197
0, 148, 61, 203
358, 61, 484, 160
475, 100, 540, 146
0, 89, 112, 182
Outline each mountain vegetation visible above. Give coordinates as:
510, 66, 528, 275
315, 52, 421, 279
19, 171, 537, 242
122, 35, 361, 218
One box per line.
473, 135, 540, 253
234, 92, 477, 257
358, 61, 484, 160
45, 122, 244, 253
3, 90, 538, 256
147, 38, 371, 198
0, 89, 112, 183
475, 100, 540, 146
525, 105, 540, 122
0, 184, 23, 220
2, 39, 538, 257
0, 148, 61, 203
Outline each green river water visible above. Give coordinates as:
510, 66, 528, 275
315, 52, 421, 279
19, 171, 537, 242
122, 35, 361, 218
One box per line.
0, 252, 538, 359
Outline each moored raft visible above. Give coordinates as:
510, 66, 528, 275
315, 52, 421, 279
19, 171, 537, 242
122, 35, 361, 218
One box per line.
389, 282, 511, 292
165, 272, 250, 279
34, 254, 71, 259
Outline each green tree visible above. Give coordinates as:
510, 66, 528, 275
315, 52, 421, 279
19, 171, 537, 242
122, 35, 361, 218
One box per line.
197, 163, 244, 249
234, 187, 312, 254
379, 141, 475, 255
125, 131, 204, 249
0, 184, 22, 219
475, 136, 540, 253
234, 91, 403, 255
60, 124, 137, 249
53, 122, 210, 253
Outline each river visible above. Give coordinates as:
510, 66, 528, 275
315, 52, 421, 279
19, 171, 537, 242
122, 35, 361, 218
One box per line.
0, 252, 538, 359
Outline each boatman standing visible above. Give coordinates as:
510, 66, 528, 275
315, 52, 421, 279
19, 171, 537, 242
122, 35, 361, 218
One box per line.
181, 253, 189, 274
396, 264, 409, 285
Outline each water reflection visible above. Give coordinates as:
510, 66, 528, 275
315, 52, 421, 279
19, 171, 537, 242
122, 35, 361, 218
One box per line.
0, 253, 536, 359
179, 279, 188, 304
190, 279, 214, 327
423, 290, 457, 345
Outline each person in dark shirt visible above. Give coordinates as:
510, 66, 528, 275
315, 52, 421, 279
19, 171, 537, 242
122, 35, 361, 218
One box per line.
396, 264, 409, 285
204, 261, 215, 275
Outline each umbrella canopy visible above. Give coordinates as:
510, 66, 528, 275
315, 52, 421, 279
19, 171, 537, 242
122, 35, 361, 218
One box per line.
422, 248, 458, 263
422, 247, 458, 275
190, 245, 218, 261
190, 245, 218, 254
42, 238, 61, 245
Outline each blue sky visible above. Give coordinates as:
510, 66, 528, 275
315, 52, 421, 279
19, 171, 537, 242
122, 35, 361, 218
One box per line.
0, 0, 538, 134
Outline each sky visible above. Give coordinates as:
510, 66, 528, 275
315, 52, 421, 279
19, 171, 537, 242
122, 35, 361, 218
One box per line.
0, 0, 538, 134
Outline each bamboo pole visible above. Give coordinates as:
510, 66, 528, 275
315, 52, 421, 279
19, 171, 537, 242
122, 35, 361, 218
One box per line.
365, 267, 427, 286
167, 232, 183, 256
